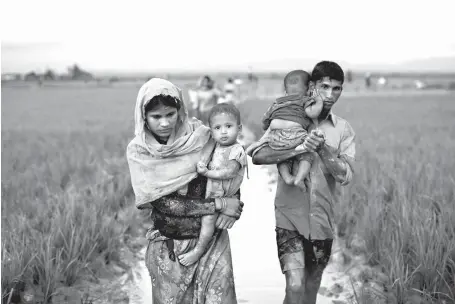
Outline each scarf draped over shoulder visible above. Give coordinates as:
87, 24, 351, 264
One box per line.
126, 78, 214, 208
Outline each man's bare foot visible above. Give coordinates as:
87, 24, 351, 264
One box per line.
178, 250, 203, 266
294, 179, 307, 192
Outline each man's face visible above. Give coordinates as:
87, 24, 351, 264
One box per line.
313, 77, 343, 111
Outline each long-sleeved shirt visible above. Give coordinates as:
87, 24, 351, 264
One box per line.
274, 112, 356, 240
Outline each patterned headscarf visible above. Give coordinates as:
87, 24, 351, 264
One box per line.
127, 78, 215, 207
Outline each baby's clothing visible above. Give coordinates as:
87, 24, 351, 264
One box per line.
268, 127, 308, 150
260, 94, 316, 151
262, 94, 315, 131
206, 143, 247, 198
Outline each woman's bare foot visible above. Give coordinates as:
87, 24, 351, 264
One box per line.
178, 250, 203, 266
294, 179, 307, 192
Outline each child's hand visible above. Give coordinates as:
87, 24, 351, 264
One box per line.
305, 93, 324, 119
311, 129, 325, 140
197, 161, 208, 175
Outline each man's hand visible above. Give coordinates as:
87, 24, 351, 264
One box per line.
295, 129, 325, 152
216, 214, 237, 229
196, 161, 208, 175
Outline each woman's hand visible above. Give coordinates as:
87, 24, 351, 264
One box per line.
215, 197, 243, 219
216, 214, 237, 229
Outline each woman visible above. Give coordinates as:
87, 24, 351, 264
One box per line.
220, 78, 239, 105
126, 78, 243, 304
192, 75, 221, 125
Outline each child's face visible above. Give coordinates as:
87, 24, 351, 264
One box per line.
209, 113, 241, 146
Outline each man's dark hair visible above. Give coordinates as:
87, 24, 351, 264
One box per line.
311, 61, 345, 84
208, 103, 241, 126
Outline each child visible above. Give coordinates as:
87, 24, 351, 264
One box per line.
249, 70, 324, 190
178, 103, 247, 266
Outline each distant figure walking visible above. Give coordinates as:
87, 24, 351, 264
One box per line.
345, 69, 353, 83
219, 77, 240, 105
248, 72, 258, 83
191, 75, 221, 125
247, 67, 259, 98
365, 72, 372, 89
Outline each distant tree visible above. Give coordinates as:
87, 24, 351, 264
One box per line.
68, 64, 81, 78
44, 69, 56, 81
109, 76, 119, 83
24, 71, 39, 81
68, 64, 94, 81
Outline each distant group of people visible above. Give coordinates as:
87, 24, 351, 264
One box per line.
126, 61, 355, 304
189, 75, 242, 125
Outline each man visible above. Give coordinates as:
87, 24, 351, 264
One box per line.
249, 61, 356, 304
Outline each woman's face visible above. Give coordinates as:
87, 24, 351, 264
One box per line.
145, 102, 179, 140
201, 78, 210, 88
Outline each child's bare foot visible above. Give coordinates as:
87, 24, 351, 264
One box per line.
178, 250, 203, 266
282, 175, 295, 185
294, 179, 307, 192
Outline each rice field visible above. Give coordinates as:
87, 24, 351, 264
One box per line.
1, 79, 455, 303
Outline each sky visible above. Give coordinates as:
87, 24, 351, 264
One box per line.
1, 0, 455, 73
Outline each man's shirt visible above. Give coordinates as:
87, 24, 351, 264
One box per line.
274, 113, 356, 240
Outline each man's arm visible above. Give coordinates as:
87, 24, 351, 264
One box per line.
251, 145, 303, 165
317, 145, 352, 184
317, 122, 356, 185
249, 127, 305, 165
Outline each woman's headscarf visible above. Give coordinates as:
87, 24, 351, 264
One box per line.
197, 75, 214, 90
127, 78, 215, 208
